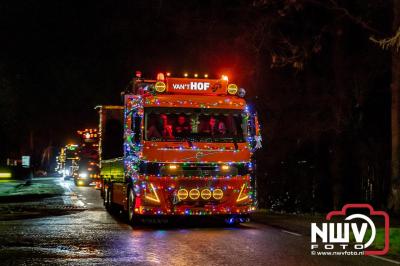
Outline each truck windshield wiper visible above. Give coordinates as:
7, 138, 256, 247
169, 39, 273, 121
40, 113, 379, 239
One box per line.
233, 137, 238, 150
187, 139, 193, 148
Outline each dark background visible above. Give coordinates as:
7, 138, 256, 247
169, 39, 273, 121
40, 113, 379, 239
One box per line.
0, 0, 395, 212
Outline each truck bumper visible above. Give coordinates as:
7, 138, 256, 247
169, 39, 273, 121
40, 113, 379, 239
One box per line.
133, 175, 255, 216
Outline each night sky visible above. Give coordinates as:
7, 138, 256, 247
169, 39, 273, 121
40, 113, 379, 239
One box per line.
1, 0, 251, 160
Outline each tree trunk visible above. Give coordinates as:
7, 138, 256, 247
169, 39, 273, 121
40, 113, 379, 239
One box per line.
389, 0, 400, 214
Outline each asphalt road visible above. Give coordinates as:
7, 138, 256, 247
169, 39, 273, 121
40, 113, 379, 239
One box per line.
0, 178, 395, 265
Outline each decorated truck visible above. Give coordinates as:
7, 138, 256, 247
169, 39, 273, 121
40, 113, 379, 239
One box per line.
73, 129, 100, 186
98, 72, 262, 224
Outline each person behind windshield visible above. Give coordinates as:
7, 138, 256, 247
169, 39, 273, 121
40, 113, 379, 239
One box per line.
217, 121, 227, 136
147, 115, 162, 139
174, 115, 190, 138
199, 116, 217, 136
160, 114, 174, 139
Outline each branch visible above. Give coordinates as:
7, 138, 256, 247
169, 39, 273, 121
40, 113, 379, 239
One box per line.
327, 0, 381, 34
370, 27, 400, 51
305, 0, 381, 34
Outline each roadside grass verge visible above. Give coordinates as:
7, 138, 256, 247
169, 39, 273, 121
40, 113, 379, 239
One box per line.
0, 182, 64, 202
351, 227, 400, 258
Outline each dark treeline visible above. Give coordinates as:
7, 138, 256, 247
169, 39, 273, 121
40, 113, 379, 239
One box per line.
240, 0, 394, 212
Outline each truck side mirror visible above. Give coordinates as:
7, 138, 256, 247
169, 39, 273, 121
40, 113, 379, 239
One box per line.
249, 113, 262, 151
134, 115, 141, 144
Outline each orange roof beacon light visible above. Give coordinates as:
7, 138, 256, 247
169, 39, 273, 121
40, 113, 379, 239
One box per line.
157, 72, 165, 81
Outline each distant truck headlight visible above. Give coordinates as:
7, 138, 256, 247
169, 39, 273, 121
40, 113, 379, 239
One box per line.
79, 172, 88, 178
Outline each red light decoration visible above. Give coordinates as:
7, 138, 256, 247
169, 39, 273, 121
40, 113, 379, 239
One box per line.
135, 71, 142, 78
157, 72, 165, 81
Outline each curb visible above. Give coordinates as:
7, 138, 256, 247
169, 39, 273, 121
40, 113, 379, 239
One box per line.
250, 212, 316, 236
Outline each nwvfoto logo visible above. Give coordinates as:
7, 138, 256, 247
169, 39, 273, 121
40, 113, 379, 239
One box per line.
310, 204, 390, 256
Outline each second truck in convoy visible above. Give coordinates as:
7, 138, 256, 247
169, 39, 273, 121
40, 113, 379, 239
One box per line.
98, 72, 262, 224
74, 128, 101, 186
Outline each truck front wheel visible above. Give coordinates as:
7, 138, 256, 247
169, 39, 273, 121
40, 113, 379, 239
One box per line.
127, 188, 136, 225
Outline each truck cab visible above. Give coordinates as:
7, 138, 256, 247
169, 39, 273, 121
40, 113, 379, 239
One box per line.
100, 73, 262, 224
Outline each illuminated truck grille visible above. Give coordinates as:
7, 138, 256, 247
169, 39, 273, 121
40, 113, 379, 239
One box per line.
139, 162, 250, 177
178, 165, 236, 176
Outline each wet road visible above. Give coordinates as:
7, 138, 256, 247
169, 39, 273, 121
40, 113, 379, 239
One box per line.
0, 178, 394, 265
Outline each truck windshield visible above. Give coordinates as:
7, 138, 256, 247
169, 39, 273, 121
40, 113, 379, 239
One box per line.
144, 107, 247, 143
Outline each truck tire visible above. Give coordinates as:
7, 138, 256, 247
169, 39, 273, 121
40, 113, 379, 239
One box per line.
103, 187, 109, 207
105, 187, 113, 212
127, 187, 136, 225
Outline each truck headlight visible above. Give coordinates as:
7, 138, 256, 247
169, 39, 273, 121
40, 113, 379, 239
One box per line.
79, 172, 88, 178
